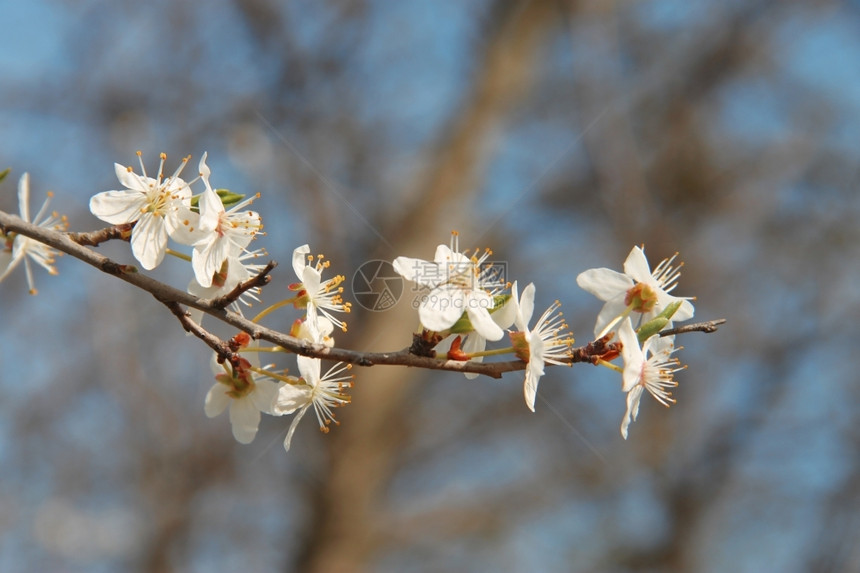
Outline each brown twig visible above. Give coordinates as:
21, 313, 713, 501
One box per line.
162, 300, 240, 368
210, 260, 277, 309
660, 319, 727, 336
0, 209, 725, 379
67, 223, 133, 246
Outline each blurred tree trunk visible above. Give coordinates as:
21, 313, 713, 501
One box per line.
297, 1, 561, 571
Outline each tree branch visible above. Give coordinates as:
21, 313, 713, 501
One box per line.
0, 209, 724, 379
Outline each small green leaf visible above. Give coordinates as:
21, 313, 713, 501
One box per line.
0, 168, 10, 184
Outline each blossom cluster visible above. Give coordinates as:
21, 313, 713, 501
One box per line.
577, 246, 694, 438
86, 152, 354, 451
0, 152, 706, 452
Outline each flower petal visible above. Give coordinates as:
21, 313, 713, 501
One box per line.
114, 162, 144, 191
274, 384, 313, 415
197, 187, 223, 231
523, 362, 543, 413
576, 267, 633, 301
392, 256, 438, 286
89, 190, 147, 225
204, 384, 230, 418
622, 246, 652, 284
297, 355, 321, 387
250, 379, 282, 415
130, 213, 168, 270
17, 173, 30, 222
592, 293, 629, 339
229, 398, 261, 444
292, 244, 310, 277
618, 318, 645, 392
467, 306, 504, 341
491, 291, 518, 330
620, 386, 644, 439
518, 282, 536, 328
283, 406, 309, 452
419, 287, 463, 331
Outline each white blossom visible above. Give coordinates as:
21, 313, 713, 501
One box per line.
291, 244, 351, 332
617, 317, 684, 439
510, 281, 574, 412
89, 152, 201, 270
577, 245, 695, 339
393, 232, 506, 341
205, 344, 282, 444
191, 153, 262, 287
0, 173, 67, 294
274, 356, 353, 452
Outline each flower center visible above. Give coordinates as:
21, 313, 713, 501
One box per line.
625, 283, 658, 313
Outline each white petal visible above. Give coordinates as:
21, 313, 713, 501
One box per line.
523, 366, 541, 412
130, 213, 168, 269
491, 291, 518, 330
167, 207, 203, 246
592, 294, 629, 339
618, 319, 645, 392
204, 384, 230, 418
250, 380, 282, 415
622, 246, 652, 284
302, 266, 322, 295
433, 243, 455, 263
419, 288, 463, 331
296, 355, 321, 387
114, 163, 143, 191
467, 306, 504, 341
283, 407, 309, 452
0, 250, 25, 284
17, 173, 30, 222
576, 267, 633, 301
198, 152, 211, 180
292, 244, 310, 277
274, 384, 312, 415
229, 398, 261, 444
620, 386, 645, 439
89, 190, 147, 224
518, 283, 536, 328
462, 333, 487, 380
392, 256, 437, 286
197, 188, 223, 232
192, 237, 231, 288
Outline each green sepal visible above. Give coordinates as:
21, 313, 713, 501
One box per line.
637, 317, 668, 343
448, 312, 474, 334
189, 188, 246, 212
635, 301, 682, 342
0, 168, 9, 184
216, 189, 246, 208
655, 300, 682, 321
